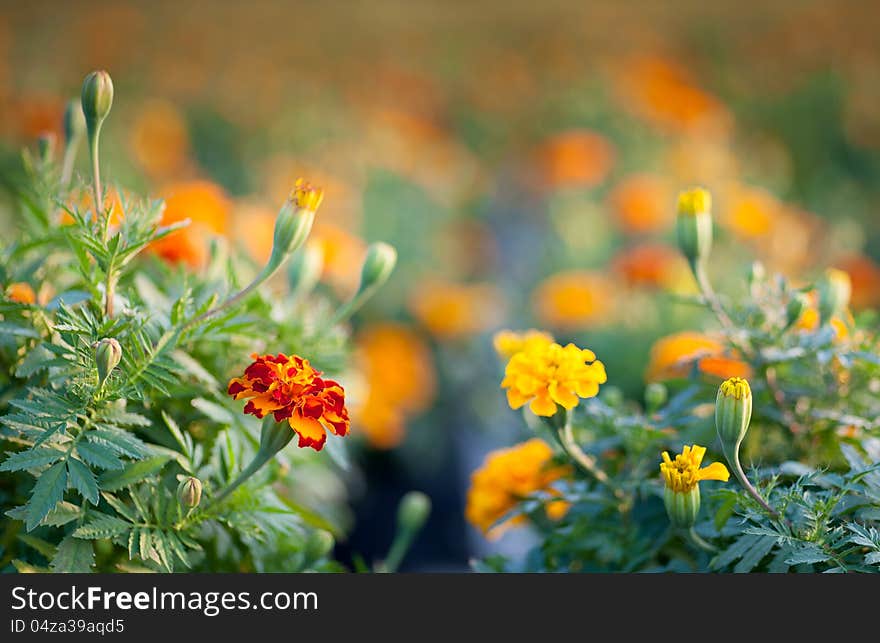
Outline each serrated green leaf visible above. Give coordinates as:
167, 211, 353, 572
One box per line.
101, 492, 137, 522
152, 531, 174, 572
161, 410, 189, 454
12, 559, 51, 573
89, 427, 151, 459
76, 440, 124, 470
713, 534, 759, 569
17, 534, 58, 559
98, 456, 169, 491
72, 512, 132, 539
51, 535, 94, 573
14, 343, 56, 377
733, 535, 777, 573
0, 447, 64, 472
784, 543, 831, 566
25, 461, 68, 531
192, 398, 234, 424
67, 458, 99, 504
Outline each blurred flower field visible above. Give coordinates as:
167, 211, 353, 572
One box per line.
2, 1, 880, 572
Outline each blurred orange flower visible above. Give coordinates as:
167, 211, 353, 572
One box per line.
615, 55, 731, 133
533, 129, 615, 190
59, 187, 126, 227
532, 270, 615, 330
5, 282, 36, 305
721, 184, 778, 241
645, 331, 752, 382
611, 243, 690, 290
608, 173, 673, 234
834, 254, 880, 311
129, 99, 190, 179
465, 438, 570, 539
150, 180, 231, 268
793, 291, 853, 340
310, 222, 368, 297
354, 323, 436, 450
409, 279, 505, 340
231, 200, 277, 264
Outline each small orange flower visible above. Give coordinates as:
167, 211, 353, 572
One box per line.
611, 243, 690, 290
227, 353, 350, 451
150, 180, 231, 268
608, 173, 673, 234
645, 331, 752, 382
409, 279, 505, 340
465, 438, 571, 538
533, 129, 615, 190
5, 282, 36, 305
532, 270, 615, 330
834, 254, 880, 311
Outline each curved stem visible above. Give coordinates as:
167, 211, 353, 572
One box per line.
198, 450, 271, 517
554, 412, 626, 503
725, 445, 780, 519
182, 265, 273, 332
692, 260, 736, 332
685, 526, 717, 553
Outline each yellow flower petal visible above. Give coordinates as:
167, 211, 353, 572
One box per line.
697, 461, 730, 483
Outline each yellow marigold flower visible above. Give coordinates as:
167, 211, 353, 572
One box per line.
290, 177, 324, 213
501, 341, 607, 417
677, 187, 712, 217
660, 444, 729, 494
492, 329, 554, 360
465, 438, 571, 538
6, 282, 36, 305
645, 331, 752, 382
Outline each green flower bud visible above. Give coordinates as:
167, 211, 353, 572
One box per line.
287, 243, 324, 297
93, 337, 122, 385
266, 179, 322, 274
37, 133, 56, 165
817, 268, 851, 326
177, 476, 202, 509
258, 415, 295, 457
663, 485, 701, 529
64, 99, 86, 145
785, 291, 809, 329
356, 242, 397, 299
397, 491, 431, 534
600, 385, 624, 408
644, 382, 668, 411
715, 377, 752, 455
676, 187, 713, 267
303, 529, 335, 563
81, 70, 114, 131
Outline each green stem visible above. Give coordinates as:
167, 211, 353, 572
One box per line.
382, 528, 416, 573
197, 450, 272, 517
182, 265, 274, 332
724, 444, 780, 519
692, 260, 736, 332
88, 131, 103, 237
685, 526, 717, 553
553, 412, 626, 504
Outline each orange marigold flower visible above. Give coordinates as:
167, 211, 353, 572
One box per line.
408, 279, 505, 340
354, 323, 436, 450
465, 438, 571, 538
608, 173, 673, 234
129, 99, 190, 179
532, 270, 616, 330
150, 180, 232, 268
502, 341, 607, 417
533, 129, 615, 190
645, 331, 752, 382
611, 243, 690, 290
227, 353, 350, 452
492, 329, 554, 360
6, 282, 36, 305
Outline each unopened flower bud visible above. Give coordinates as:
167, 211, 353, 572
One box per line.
676, 187, 713, 267
94, 337, 122, 385
266, 178, 322, 273
644, 382, 668, 411
81, 70, 114, 132
303, 529, 335, 563
64, 99, 86, 145
715, 377, 752, 458
397, 491, 431, 534
287, 243, 324, 296
785, 292, 809, 329
37, 133, 56, 165
664, 486, 701, 529
817, 268, 851, 326
177, 476, 202, 509
357, 242, 397, 298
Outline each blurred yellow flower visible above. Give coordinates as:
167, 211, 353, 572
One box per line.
533, 129, 615, 190
150, 180, 231, 268
501, 340, 607, 417
660, 444, 729, 494
493, 329, 554, 360
608, 173, 673, 234
5, 282, 35, 305
532, 270, 615, 330
645, 331, 752, 382
128, 99, 190, 179
409, 279, 505, 340
354, 323, 436, 450
465, 438, 571, 538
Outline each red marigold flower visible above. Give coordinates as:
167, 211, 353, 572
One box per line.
227, 353, 350, 451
